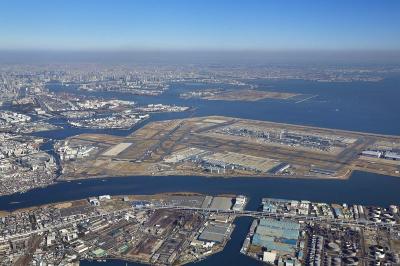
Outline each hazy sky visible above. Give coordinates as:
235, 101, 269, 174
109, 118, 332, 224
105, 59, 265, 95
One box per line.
1, 0, 399, 51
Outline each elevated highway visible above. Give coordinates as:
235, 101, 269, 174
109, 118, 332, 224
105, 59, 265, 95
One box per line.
1, 204, 398, 243
151, 205, 400, 229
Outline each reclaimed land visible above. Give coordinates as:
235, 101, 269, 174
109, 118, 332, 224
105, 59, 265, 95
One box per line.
58, 116, 400, 181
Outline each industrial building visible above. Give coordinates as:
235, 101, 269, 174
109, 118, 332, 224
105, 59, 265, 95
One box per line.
209, 197, 233, 210
252, 218, 300, 256
198, 222, 231, 243
201, 196, 213, 209
232, 195, 247, 211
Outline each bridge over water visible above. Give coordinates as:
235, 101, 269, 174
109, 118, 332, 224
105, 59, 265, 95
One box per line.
152, 205, 399, 229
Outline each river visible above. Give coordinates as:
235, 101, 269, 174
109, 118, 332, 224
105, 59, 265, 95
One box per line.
2, 77, 400, 265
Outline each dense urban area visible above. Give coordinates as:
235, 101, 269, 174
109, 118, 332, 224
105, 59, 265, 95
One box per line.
1, 64, 397, 195
0, 193, 399, 266
2, 0, 400, 265
0, 63, 400, 266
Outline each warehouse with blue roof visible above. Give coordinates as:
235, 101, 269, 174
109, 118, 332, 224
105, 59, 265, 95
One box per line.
251, 218, 300, 255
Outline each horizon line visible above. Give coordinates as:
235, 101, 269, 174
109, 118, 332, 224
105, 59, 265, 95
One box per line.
1, 48, 400, 54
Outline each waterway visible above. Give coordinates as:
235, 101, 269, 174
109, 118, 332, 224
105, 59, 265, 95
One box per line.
2, 77, 400, 265
80, 217, 264, 266
46, 77, 400, 135
1, 171, 400, 211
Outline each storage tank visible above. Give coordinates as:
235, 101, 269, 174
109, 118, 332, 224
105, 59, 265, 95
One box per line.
326, 242, 340, 252
389, 205, 398, 214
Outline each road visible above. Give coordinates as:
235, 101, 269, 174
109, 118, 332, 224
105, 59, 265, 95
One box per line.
1, 204, 398, 243
160, 205, 399, 229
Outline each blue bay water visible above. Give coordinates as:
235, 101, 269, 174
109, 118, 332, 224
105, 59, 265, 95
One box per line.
2, 77, 400, 265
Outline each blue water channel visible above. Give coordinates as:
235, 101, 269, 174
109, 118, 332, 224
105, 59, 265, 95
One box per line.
2, 77, 400, 265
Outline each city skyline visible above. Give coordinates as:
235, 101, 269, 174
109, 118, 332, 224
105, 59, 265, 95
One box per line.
1, 2, 400, 266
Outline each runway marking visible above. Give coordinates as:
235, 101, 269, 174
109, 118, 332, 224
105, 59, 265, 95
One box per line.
295, 94, 318, 103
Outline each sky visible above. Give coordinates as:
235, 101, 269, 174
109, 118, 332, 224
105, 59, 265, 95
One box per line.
0, 0, 399, 51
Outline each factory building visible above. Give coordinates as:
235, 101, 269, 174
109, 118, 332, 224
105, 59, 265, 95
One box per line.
232, 195, 247, 211
198, 222, 231, 243
209, 197, 233, 210
262, 198, 292, 213
252, 219, 300, 256
201, 196, 213, 209
91, 248, 107, 258
263, 251, 277, 264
